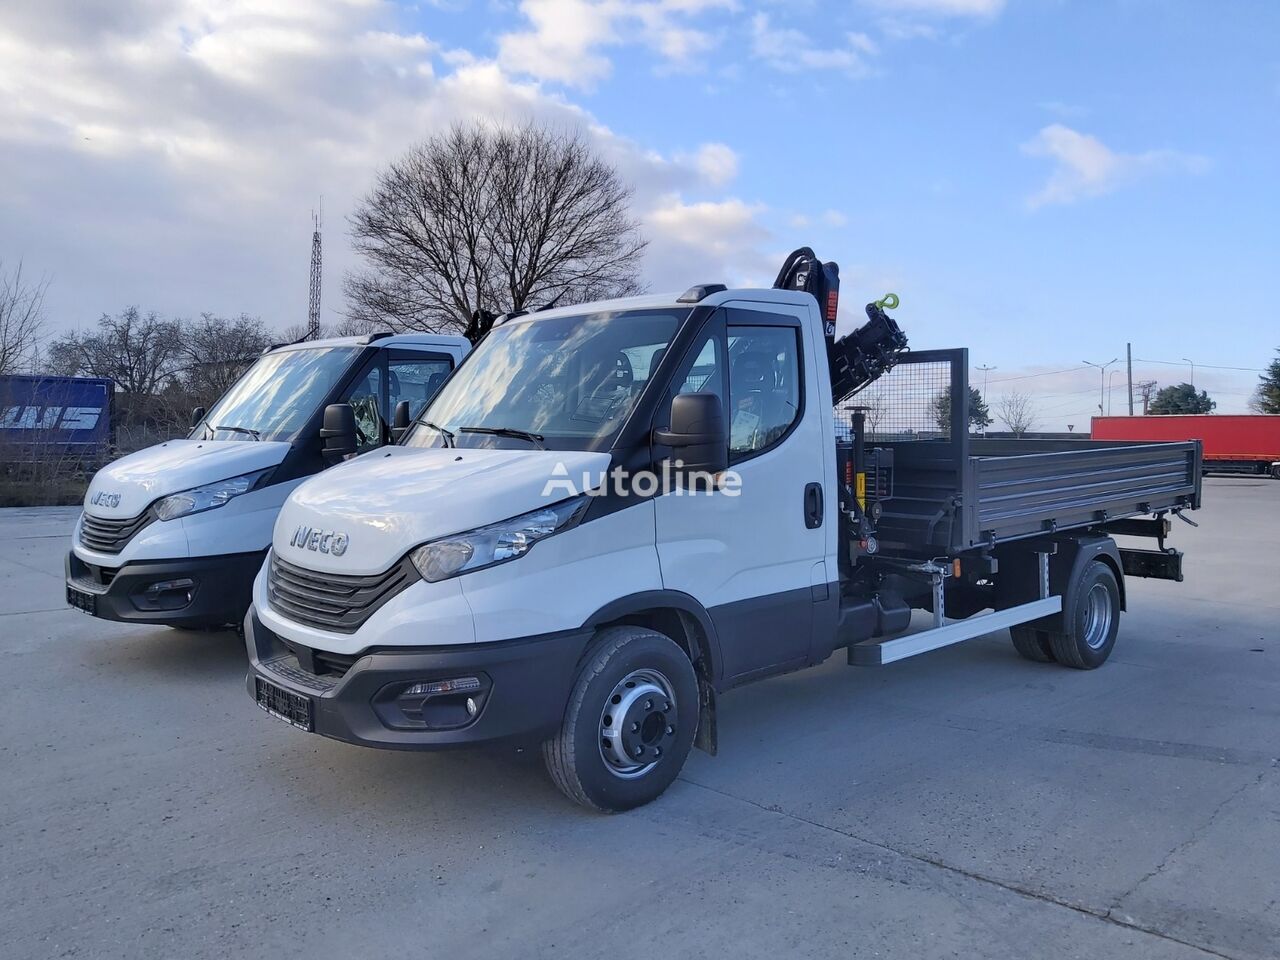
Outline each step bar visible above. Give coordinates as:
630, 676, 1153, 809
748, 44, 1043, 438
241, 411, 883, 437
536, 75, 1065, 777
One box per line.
848, 596, 1062, 666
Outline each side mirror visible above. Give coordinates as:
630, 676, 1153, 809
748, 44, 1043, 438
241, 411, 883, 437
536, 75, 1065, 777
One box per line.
391, 400, 411, 443
320, 403, 358, 463
190, 406, 206, 428
653, 393, 727, 475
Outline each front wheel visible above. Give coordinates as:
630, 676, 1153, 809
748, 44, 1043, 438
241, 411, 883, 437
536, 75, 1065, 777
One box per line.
543, 626, 698, 812
1048, 561, 1121, 669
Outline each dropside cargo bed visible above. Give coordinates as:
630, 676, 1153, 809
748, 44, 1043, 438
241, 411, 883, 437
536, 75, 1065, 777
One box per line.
873, 439, 1202, 553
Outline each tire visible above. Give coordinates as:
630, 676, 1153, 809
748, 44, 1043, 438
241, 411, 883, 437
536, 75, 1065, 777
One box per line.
1271, 464, 1280, 480
1010, 625, 1056, 662
1048, 561, 1121, 669
543, 625, 698, 813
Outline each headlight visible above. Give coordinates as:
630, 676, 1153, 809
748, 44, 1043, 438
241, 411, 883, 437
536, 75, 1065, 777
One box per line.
154, 468, 274, 521
409, 496, 588, 582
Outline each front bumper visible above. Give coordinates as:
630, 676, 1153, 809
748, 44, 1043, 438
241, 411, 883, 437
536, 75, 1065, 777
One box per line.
65, 550, 266, 628
244, 612, 593, 750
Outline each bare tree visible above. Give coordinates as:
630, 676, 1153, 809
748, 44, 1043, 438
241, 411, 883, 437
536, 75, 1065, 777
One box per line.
997, 389, 1038, 437
47, 307, 182, 394
176, 313, 272, 401
331, 314, 386, 337
0, 261, 49, 375
278, 313, 385, 345
346, 122, 646, 342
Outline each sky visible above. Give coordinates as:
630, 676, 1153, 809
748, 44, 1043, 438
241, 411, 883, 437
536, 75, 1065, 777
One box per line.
1, 0, 1277, 428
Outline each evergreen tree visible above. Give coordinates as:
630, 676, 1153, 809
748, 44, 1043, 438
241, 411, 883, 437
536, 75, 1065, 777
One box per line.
1149, 382, 1215, 415
1250, 348, 1280, 414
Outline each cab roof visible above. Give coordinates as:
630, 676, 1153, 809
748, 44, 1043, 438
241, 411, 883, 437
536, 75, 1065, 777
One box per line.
503, 287, 815, 324
270, 331, 470, 352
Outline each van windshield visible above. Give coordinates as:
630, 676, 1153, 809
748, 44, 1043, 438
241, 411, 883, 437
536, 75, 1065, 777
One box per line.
402, 309, 689, 452
197, 346, 361, 442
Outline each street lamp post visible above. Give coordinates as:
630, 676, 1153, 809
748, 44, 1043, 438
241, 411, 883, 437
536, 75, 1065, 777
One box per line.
1107, 369, 1121, 415
1083, 358, 1118, 418
1182, 357, 1195, 387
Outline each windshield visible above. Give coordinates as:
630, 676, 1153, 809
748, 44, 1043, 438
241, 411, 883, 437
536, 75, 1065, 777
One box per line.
196, 346, 361, 442
402, 308, 689, 451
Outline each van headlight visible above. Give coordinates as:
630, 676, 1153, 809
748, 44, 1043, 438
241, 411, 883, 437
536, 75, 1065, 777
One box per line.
409, 496, 588, 582
154, 468, 274, 521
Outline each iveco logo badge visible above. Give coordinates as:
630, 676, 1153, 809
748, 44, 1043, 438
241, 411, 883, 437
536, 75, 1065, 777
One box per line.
90, 490, 121, 508
290, 525, 349, 556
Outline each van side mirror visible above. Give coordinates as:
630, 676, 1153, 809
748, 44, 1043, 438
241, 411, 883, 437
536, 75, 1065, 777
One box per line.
190, 406, 206, 428
320, 403, 358, 463
391, 400, 411, 443
653, 393, 727, 475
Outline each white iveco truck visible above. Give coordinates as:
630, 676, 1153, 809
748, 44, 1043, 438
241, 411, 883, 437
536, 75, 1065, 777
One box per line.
66, 333, 468, 630
245, 249, 1202, 811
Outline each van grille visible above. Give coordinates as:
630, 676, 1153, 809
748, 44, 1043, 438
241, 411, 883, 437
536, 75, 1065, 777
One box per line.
267, 553, 418, 634
80, 512, 154, 554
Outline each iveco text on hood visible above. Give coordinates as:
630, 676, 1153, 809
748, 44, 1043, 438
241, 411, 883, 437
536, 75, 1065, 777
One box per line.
273, 446, 610, 575
83, 439, 291, 519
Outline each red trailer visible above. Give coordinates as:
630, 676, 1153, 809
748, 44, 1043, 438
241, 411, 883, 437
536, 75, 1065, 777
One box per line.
1092, 415, 1280, 478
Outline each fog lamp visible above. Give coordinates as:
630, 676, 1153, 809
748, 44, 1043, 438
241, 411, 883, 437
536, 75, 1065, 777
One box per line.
404, 676, 482, 696
131, 577, 196, 611
383, 674, 491, 731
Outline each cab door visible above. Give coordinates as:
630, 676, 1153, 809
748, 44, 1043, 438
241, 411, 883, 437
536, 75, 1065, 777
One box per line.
652, 304, 829, 683
386, 350, 456, 421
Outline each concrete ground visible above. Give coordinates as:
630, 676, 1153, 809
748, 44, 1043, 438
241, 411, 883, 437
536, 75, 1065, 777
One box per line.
1, 477, 1276, 960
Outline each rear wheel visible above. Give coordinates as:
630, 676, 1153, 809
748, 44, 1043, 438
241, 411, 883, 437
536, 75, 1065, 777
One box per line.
1048, 561, 1121, 669
1010, 625, 1055, 662
1271, 463, 1280, 480
543, 626, 698, 813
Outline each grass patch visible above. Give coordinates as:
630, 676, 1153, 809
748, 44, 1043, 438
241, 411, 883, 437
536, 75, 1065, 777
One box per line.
0, 478, 89, 507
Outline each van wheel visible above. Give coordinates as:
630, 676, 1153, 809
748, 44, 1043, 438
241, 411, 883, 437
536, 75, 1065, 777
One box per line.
1010, 625, 1055, 662
543, 626, 698, 813
1271, 464, 1280, 480
1049, 561, 1121, 669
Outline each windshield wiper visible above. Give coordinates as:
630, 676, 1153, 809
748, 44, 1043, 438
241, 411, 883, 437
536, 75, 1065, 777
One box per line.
422, 421, 455, 448
458, 426, 545, 450
213, 424, 261, 440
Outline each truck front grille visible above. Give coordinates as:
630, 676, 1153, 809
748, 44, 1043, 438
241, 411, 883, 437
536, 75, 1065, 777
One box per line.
267, 553, 417, 634
80, 511, 153, 554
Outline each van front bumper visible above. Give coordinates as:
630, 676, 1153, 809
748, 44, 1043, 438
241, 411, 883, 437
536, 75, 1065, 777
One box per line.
245, 612, 593, 750
65, 549, 266, 628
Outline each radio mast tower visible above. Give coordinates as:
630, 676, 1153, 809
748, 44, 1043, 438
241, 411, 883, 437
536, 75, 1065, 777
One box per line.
307, 200, 323, 340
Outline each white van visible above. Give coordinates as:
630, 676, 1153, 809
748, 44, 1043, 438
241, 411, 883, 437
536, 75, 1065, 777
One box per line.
66, 332, 469, 630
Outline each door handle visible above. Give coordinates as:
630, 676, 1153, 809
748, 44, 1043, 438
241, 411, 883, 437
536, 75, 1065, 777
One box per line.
804, 482, 823, 529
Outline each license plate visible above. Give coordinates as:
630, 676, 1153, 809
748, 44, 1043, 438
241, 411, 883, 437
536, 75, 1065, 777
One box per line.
255, 677, 314, 732
66, 585, 96, 616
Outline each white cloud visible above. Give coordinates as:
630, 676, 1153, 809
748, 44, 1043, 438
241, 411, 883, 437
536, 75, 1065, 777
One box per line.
644, 195, 776, 290
877, 18, 941, 40
1021, 124, 1209, 209
821, 209, 849, 227
0, 0, 766, 331
864, 0, 1004, 15
750, 13, 877, 74
496, 0, 730, 88
687, 143, 739, 187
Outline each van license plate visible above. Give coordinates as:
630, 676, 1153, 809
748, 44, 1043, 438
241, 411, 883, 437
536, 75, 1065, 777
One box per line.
66, 585, 96, 615
255, 677, 314, 731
